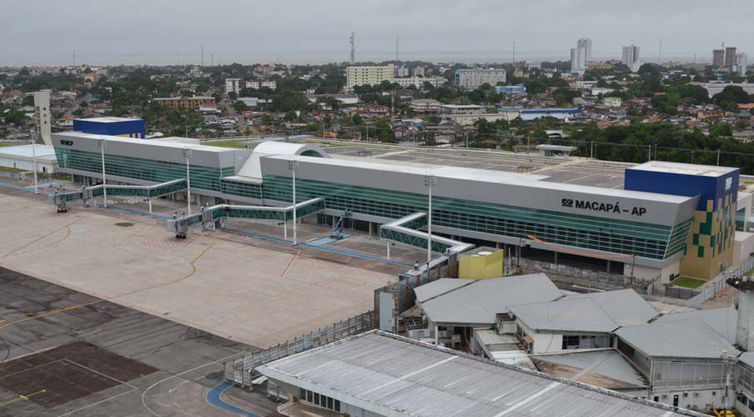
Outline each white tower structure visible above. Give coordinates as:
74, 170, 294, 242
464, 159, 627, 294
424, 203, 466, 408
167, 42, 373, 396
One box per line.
33, 90, 52, 145
728, 276, 754, 351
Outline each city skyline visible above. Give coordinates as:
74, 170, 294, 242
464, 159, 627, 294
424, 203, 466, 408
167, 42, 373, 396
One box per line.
1, 0, 753, 66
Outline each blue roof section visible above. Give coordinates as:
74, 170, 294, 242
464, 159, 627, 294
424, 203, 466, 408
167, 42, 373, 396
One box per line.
74, 117, 146, 139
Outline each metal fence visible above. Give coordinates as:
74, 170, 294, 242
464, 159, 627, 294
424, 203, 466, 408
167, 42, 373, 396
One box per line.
518, 258, 661, 294
224, 311, 374, 387
687, 256, 754, 304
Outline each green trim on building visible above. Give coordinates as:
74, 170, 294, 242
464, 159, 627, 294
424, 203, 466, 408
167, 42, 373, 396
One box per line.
263, 175, 688, 260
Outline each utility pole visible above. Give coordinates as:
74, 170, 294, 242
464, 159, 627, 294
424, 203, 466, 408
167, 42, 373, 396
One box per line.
183, 148, 192, 214
99, 139, 107, 208
425, 174, 436, 264
288, 160, 299, 244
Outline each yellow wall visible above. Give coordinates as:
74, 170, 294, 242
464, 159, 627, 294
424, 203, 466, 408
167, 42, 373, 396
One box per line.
459, 250, 504, 279
680, 196, 736, 280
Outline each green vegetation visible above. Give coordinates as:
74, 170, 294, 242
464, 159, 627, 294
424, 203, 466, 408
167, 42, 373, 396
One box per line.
204, 139, 247, 148
0, 166, 24, 173
672, 277, 706, 289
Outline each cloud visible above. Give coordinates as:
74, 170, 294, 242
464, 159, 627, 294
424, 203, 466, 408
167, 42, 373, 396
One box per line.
1, 0, 752, 65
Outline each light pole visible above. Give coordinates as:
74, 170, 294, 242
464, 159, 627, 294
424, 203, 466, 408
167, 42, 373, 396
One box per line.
31, 130, 38, 193
425, 173, 436, 264
183, 148, 193, 214
99, 139, 107, 208
288, 159, 299, 244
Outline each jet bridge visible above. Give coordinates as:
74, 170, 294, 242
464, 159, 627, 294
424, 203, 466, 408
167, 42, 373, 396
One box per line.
48, 178, 188, 213
380, 212, 474, 257
166, 198, 325, 239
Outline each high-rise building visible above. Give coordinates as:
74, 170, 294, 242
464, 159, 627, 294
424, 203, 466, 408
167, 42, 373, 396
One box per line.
621, 45, 641, 72
570, 39, 591, 75
225, 78, 241, 95
577, 38, 592, 62
738, 53, 749, 77
346, 64, 395, 88
713, 49, 726, 67
454, 68, 507, 90
725, 47, 738, 68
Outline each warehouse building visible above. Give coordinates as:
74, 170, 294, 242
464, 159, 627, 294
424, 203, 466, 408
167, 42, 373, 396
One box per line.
51, 131, 747, 282
257, 330, 705, 417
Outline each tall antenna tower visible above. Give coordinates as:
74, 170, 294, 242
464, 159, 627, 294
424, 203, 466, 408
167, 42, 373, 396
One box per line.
72, 50, 76, 67
201, 44, 205, 66
395, 36, 399, 63
512, 40, 516, 64
349, 32, 356, 64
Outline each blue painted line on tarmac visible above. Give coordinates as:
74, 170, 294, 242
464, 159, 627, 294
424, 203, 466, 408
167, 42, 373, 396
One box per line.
107, 204, 173, 221
206, 382, 259, 417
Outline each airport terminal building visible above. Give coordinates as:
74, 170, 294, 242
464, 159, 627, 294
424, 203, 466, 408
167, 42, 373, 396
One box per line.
51, 129, 747, 282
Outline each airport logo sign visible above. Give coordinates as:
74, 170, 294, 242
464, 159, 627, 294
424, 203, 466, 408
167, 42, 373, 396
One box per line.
562, 198, 646, 217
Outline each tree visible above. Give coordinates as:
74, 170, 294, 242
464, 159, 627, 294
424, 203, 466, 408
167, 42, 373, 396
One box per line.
552, 88, 581, 106
233, 100, 247, 113
270, 90, 309, 113
714, 86, 751, 106
4, 108, 26, 125
710, 123, 733, 137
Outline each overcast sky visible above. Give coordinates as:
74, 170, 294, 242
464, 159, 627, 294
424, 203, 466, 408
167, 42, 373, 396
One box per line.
2, 0, 753, 66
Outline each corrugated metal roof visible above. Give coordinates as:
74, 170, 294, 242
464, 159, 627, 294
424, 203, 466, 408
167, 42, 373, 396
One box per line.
615, 319, 739, 359
655, 306, 737, 345
509, 289, 657, 333
739, 352, 754, 368
258, 331, 704, 417
531, 349, 648, 390
419, 274, 563, 326
413, 278, 471, 303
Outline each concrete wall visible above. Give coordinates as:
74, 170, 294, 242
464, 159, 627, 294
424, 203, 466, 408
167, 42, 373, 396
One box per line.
649, 388, 728, 413
628, 260, 679, 285
735, 232, 754, 268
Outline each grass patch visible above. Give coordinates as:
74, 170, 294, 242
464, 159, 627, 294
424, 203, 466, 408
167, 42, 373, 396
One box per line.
203, 139, 248, 149
0, 142, 25, 148
672, 276, 706, 289
0, 166, 24, 173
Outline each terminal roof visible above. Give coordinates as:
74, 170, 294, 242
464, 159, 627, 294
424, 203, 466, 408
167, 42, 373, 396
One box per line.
74, 116, 141, 123
615, 319, 739, 359
530, 349, 648, 390
258, 331, 704, 417
267, 153, 697, 205
630, 161, 738, 177
655, 306, 737, 345
418, 274, 563, 326
509, 289, 657, 333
